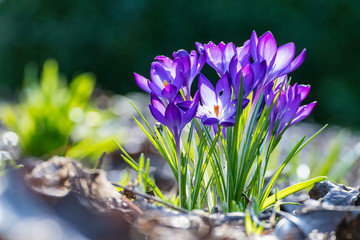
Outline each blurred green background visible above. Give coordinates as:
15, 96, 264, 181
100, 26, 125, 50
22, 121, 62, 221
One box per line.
0, 0, 359, 127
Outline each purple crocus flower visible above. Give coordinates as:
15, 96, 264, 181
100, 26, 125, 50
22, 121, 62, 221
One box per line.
149, 91, 200, 142
250, 31, 306, 89
195, 41, 237, 77
134, 57, 184, 101
172, 50, 206, 100
230, 62, 267, 99
265, 78, 316, 137
197, 73, 249, 127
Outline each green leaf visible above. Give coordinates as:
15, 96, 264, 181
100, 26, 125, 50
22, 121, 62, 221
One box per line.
261, 176, 327, 210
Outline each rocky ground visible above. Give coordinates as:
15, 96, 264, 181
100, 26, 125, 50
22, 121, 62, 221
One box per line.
1, 113, 360, 239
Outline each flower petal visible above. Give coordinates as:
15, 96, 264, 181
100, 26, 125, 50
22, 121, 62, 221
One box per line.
240, 64, 254, 97
155, 55, 173, 67
148, 81, 163, 97
165, 103, 182, 135
174, 50, 191, 80
216, 73, 232, 108
149, 105, 167, 126
151, 62, 171, 88
278, 94, 301, 132
220, 119, 235, 127
272, 42, 295, 73
195, 42, 205, 54
182, 91, 199, 128
204, 41, 224, 75
288, 49, 306, 72
161, 84, 178, 99
297, 85, 310, 101
198, 73, 217, 107
223, 42, 237, 72
250, 31, 259, 62
258, 31, 277, 64
229, 55, 240, 87
134, 73, 151, 93
150, 93, 166, 115
291, 101, 316, 126
202, 117, 218, 126
172, 62, 184, 91
251, 60, 267, 88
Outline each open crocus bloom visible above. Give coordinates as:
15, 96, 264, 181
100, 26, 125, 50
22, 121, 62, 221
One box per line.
250, 31, 306, 89
134, 57, 184, 101
195, 41, 237, 77
172, 49, 206, 100
265, 78, 316, 137
197, 73, 248, 127
149, 92, 200, 141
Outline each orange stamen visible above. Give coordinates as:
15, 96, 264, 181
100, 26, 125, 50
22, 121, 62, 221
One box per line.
214, 105, 219, 117
163, 80, 169, 87
276, 102, 279, 108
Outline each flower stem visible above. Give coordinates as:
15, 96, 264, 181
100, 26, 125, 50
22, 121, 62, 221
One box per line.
175, 136, 183, 208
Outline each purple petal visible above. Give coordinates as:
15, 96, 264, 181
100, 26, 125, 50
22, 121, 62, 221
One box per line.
182, 91, 199, 128
204, 41, 224, 75
155, 56, 173, 67
250, 31, 259, 62
134, 73, 151, 93
297, 85, 310, 101
291, 102, 316, 125
240, 64, 254, 97
229, 55, 240, 86
161, 84, 178, 99
173, 94, 184, 104
265, 81, 276, 106
198, 73, 217, 107
149, 105, 167, 126
195, 49, 206, 73
288, 49, 306, 72
189, 50, 199, 78
223, 42, 237, 71
242, 98, 250, 109
172, 57, 184, 79
238, 43, 251, 64
195, 42, 205, 54
177, 100, 192, 111
172, 64, 184, 90
151, 62, 172, 87
272, 43, 295, 73
251, 60, 266, 88
150, 93, 166, 115
218, 42, 226, 52
258, 32, 277, 64
165, 103, 182, 133
174, 50, 191, 80
220, 119, 235, 127
148, 81, 163, 97
202, 117, 218, 126
221, 99, 237, 121
216, 73, 232, 107
279, 94, 301, 132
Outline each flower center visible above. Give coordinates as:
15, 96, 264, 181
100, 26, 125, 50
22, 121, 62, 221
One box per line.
276, 102, 279, 108
214, 105, 219, 117
163, 80, 169, 87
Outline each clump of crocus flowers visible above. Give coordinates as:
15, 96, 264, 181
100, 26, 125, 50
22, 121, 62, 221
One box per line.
129, 31, 326, 213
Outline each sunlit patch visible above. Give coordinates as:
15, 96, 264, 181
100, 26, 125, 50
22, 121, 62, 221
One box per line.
85, 111, 102, 127
69, 107, 84, 123
214, 105, 219, 117
297, 164, 310, 180
3, 131, 19, 146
